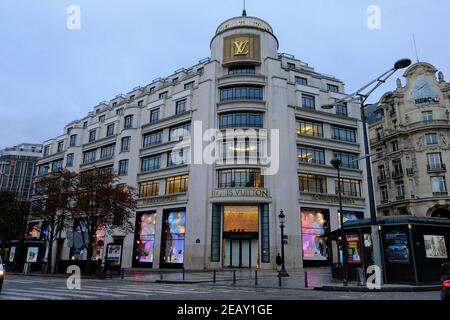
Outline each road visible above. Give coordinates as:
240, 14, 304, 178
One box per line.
0, 274, 441, 300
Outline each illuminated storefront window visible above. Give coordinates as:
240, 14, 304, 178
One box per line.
301, 208, 329, 261
162, 210, 186, 265
223, 206, 259, 233
136, 213, 156, 263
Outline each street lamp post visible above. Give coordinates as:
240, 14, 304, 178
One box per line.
322, 58, 412, 286
278, 210, 289, 277
331, 158, 348, 286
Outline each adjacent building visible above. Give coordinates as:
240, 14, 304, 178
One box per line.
368, 62, 450, 218
31, 13, 370, 271
0, 143, 42, 201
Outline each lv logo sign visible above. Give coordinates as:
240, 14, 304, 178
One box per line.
233, 40, 249, 56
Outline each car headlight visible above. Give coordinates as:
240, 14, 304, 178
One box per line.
0, 270, 4, 276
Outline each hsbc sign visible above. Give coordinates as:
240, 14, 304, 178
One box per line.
415, 96, 440, 105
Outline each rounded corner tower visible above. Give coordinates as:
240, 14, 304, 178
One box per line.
210, 14, 279, 66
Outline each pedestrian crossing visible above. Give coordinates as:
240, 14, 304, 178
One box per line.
0, 281, 256, 300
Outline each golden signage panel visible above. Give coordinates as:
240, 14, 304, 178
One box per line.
223, 34, 260, 64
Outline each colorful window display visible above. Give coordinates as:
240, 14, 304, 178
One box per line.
163, 210, 186, 264
301, 209, 329, 261
137, 213, 156, 263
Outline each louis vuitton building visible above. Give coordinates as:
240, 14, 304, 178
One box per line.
32, 13, 370, 271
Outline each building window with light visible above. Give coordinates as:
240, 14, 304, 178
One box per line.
335, 178, 361, 197
165, 175, 189, 194
297, 145, 325, 165
299, 173, 327, 194
219, 138, 260, 160
139, 180, 160, 198
217, 169, 262, 188
296, 119, 323, 137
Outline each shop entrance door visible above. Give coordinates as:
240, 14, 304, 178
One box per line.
224, 238, 258, 268
222, 205, 259, 269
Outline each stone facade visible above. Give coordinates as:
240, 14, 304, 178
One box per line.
368, 62, 450, 218
33, 14, 370, 270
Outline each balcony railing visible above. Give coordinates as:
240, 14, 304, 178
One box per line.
433, 192, 448, 197
396, 195, 405, 201
391, 170, 404, 179
406, 168, 414, 176
377, 175, 388, 183
298, 158, 326, 165
427, 164, 447, 173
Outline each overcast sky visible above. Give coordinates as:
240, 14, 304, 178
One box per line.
1, 0, 449, 149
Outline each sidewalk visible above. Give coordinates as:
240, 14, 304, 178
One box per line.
122, 267, 334, 290
8, 267, 442, 292
122, 267, 441, 292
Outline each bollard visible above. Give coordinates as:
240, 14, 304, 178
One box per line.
121, 268, 124, 280
304, 271, 308, 288
160, 270, 163, 281
233, 270, 236, 284
182, 268, 185, 281
213, 270, 216, 283
255, 270, 258, 286
278, 274, 282, 287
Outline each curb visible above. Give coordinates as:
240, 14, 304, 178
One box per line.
318, 285, 441, 292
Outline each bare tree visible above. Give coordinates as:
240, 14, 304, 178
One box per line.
31, 170, 77, 273
70, 169, 136, 274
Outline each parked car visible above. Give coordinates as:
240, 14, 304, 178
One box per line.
442, 263, 450, 301
0, 256, 4, 293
